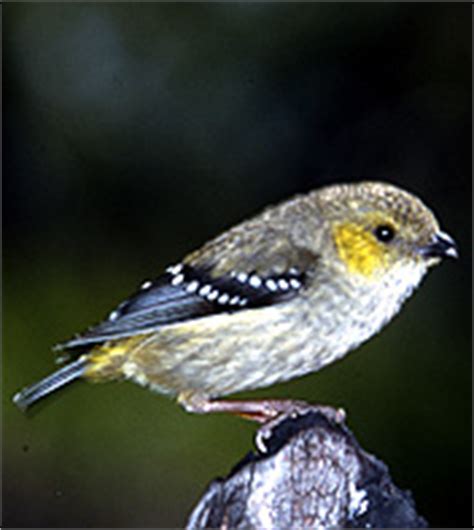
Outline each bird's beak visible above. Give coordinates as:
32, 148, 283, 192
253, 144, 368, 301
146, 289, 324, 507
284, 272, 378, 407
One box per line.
419, 231, 458, 260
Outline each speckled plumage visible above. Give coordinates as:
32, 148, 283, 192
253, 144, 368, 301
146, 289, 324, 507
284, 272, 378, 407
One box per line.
13, 181, 457, 412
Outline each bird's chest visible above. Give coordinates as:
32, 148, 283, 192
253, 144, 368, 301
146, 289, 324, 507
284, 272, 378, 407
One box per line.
297, 265, 425, 371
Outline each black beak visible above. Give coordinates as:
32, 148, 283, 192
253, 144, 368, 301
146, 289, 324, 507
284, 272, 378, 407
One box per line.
419, 231, 458, 259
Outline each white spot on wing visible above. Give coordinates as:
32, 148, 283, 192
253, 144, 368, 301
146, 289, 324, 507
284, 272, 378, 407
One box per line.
237, 272, 248, 283
171, 273, 185, 286
266, 279, 277, 292
217, 293, 230, 304
199, 285, 212, 296
140, 280, 152, 290
108, 310, 120, 321
249, 275, 262, 288
289, 278, 301, 289
166, 263, 183, 275
186, 280, 199, 293
207, 289, 219, 301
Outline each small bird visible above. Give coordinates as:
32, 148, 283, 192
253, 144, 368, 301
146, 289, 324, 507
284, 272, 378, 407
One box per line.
13, 181, 457, 421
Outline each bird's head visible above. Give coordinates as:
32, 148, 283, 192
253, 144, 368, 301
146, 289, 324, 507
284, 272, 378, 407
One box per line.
315, 182, 457, 282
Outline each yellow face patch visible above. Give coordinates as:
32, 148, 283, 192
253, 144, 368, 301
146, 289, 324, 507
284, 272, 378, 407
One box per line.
332, 221, 389, 278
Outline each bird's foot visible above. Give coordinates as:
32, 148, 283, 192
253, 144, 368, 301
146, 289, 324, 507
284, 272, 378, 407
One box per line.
179, 394, 345, 426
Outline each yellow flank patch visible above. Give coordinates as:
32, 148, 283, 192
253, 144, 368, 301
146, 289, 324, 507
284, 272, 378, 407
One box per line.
333, 222, 387, 278
84, 336, 144, 381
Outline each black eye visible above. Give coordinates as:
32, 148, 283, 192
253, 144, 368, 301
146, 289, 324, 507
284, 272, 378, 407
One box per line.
374, 224, 395, 243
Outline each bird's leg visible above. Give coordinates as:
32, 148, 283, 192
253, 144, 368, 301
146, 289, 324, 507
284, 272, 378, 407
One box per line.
178, 393, 346, 424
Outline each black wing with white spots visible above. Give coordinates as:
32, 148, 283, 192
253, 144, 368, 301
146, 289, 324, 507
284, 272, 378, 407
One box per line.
57, 263, 307, 350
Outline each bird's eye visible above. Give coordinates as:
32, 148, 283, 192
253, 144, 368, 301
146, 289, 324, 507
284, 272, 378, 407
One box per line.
373, 224, 395, 243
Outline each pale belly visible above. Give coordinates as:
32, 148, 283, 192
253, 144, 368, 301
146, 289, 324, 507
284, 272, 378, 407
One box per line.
122, 268, 421, 398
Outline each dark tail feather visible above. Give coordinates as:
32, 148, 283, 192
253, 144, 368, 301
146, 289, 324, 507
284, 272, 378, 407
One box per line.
13, 357, 87, 411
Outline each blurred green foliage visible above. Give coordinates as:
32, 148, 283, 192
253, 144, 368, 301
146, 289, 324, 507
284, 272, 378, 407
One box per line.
4, 3, 471, 527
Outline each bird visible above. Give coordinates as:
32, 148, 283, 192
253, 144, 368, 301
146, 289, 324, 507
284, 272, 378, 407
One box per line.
13, 181, 457, 421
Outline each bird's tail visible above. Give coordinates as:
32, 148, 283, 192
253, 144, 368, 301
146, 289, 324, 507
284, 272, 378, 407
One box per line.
13, 357, 87, 411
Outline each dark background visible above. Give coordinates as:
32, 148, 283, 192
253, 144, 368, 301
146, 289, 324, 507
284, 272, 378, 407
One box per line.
3, 4, 471, 528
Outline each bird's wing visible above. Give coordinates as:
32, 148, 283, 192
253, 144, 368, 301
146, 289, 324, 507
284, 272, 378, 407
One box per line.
56, 236, 317, 351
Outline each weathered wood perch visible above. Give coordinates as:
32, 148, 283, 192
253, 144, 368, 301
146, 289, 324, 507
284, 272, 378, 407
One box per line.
186, 406, 428, 529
